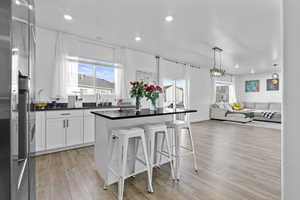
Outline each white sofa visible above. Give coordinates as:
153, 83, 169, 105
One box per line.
210, 103, 253, 123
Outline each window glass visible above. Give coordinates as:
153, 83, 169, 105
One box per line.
163, 79, 185, 108
175, 80, 185, 108
95, 66, 115, 94
71, 59, 116, 96
216, 84, 230, 103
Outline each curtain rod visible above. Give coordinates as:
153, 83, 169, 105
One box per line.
37, 25, 203, 70
161, 57, 201, 69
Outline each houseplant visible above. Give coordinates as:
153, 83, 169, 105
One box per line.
130, 81, 146, 111
145, 85, 163, 111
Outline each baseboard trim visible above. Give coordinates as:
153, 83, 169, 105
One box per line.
33, 142, 95, 156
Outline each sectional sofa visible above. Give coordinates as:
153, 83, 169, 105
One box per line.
210, 102, 281, 123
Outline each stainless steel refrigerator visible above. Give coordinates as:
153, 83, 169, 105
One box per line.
0, 0, 36, 199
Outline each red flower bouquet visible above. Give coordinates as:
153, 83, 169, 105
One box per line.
145, 85, 163, 110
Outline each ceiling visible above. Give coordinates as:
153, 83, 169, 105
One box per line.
35, 0, 281, 75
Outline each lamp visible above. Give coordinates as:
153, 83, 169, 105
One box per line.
210, 47, 225, 77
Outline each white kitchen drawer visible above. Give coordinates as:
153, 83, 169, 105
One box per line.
84, 108, 119, 118
46, 110, 84, 119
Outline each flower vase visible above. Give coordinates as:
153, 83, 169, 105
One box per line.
135, 96, 141, 111
150, 99, 157, 111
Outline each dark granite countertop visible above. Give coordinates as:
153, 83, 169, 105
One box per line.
91, 108, 197, 120
35, 105, 135, 112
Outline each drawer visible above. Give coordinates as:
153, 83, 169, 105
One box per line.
46, 110, 84, 119
84, 108, 119, 118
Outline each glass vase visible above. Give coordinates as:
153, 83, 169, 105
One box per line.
150, 99, 157, 111
135, 96, 141, 111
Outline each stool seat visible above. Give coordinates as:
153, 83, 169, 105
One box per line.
106, 127, 153, 200
143, 123, 175, 181
112, 127, 145, 137
167, 120, 188, 128
167, 120, 198, 180
144, 123, 167, 131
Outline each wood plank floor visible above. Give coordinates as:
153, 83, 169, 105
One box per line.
36, 120, 281, 200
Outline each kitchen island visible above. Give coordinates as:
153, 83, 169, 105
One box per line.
91, 108, 197, 185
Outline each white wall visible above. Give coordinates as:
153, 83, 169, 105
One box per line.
283, 0, 300, 199
189, 68, 212, 121
35, 27, 57, 101
236, 72, 282, 103
35, 27, 212, 121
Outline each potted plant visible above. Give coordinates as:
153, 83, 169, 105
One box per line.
145, 85, 163, 111
130, 81, 146, 111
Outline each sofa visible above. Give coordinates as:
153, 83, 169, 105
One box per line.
210, 103, 253, 123
241, 102, 281, 123
210, 102, 281, 123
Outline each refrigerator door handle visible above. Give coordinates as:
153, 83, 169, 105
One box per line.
17, 158, 28, 190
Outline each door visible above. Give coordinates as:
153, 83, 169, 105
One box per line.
84, 117, 95, 143
46, 119, 66, 149
66, 118, 84, 146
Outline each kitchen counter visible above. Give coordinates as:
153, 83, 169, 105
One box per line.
92, 108, 197, 185
91, 108, 197, 120
35, 105, 135, 111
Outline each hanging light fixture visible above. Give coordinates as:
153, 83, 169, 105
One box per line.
210, 47, 225, 77
272, 64, 279, 79
271, 64, 279, 85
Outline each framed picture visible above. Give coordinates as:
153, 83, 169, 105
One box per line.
267, 79, 279, 91
245, 80, 260, 92
136, 70, 157, 84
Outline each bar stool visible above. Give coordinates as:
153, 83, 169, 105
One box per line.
105, 127, 153, 200
144, 124, 175, 182
167, 120, 198, 180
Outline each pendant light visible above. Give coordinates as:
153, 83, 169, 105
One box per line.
210, 47, 225, 77
271, 64, 279, 85
272, 64, 279, 79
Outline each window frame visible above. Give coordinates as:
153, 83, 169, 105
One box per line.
67, 56, 117, 96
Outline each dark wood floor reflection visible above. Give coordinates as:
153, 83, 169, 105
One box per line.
36, 120, 281, 200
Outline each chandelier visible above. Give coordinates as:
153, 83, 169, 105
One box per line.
210, 47, 225, 77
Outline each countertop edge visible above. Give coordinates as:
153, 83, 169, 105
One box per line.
91, 109, 197, 120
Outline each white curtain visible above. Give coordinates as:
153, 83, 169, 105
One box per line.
52, 33, 79, 99
114, 47, 127, 98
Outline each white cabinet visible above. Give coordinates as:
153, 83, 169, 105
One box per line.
66, 118, 84, 146
35, 112, 46, 152
45, 110, 84, 150
46, 118, 66, 150
84, 117, 95, 143
34, 108, 118, 154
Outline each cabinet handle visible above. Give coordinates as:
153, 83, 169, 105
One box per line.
61, 113, 71, 116
63, 120, 65, 128
67, 120, 69, 128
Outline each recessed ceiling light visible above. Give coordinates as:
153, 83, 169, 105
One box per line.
235, 64, 239, 69
15, 0, 21, 5
250, 68, 255, 74
135, 36, 141, 42
28, 4, 33, 10
64, 14, 73, 21
165, 15, 174, 22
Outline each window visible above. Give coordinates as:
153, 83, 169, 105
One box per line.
67, 57, 116, 95
215, 82, 236, 103
163, 79, 186, 108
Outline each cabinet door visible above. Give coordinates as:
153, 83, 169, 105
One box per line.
84, 117, 95, 143
66, 118, 84, 146
46, 119, 66, 150
35, 112, 46, 152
